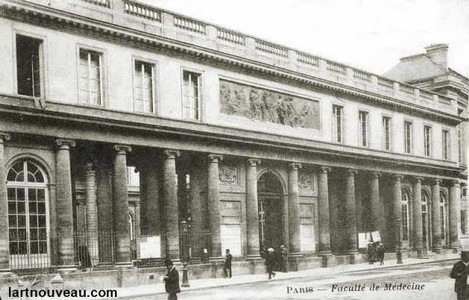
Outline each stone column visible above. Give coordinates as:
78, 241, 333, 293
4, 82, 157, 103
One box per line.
412, 177, 423, 257
163, 150, 180, 260
369, 172, 381, 232
392, 175, 403, 252
344, 169, 358, 254
96, 161, 113, 263
246, 159, 261, 257
0, 133, 10, 270
449, 180, 461, 251
288, 163, 302, 255
112, 145, 132, 264
318, 166, 331, 255
208, 154, 223, 258
85, 162, 99, 264
190, 158, 205, 258
55, 139, 76, 267
431, 179, 442, 253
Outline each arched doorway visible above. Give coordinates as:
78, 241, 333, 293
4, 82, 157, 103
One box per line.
7, 159, 49, 269
257, 172, 284, 250
422, 190, 430, 250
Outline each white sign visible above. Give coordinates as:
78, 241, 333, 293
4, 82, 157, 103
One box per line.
140, 236, 161, 258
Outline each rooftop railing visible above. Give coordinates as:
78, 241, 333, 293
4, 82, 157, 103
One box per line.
37, 0, 455, 114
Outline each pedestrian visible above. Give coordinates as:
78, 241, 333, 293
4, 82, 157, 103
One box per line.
280, 245, 288, 272
223, 249, 233, 278
376, 242, 386, 265
450, 252, 469, 300
366, 242, 376, 264
163, 259, 180, 300
265, 248, 276, 280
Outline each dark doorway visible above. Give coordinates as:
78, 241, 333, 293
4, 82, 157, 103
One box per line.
258, 172, 284, 251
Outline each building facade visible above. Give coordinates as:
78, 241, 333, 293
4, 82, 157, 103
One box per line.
0, 0, 465, 279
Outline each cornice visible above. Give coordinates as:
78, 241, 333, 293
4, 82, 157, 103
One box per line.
0, 1, 462, 125
0, 93, 463, 179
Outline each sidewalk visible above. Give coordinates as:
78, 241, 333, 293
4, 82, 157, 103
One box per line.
111, 254, 459, 299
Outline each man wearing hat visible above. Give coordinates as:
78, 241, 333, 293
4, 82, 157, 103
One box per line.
450, 252, 469, 300
163, 259, 180, 300
265, 248, 276, 280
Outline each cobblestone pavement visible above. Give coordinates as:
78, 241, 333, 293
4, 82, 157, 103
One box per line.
150, 261, 456, 300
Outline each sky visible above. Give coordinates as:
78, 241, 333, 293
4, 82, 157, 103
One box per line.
138, 0, 469, 77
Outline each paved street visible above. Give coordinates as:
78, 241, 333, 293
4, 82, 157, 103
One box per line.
150, 261, 456, 300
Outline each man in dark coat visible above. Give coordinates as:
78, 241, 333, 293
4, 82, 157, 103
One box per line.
164, 259, 180, 300
223, 249, 233, 278
450, 252, 469, 300
265, 248, 276, 280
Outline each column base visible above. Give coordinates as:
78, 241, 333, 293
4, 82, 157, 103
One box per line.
432, 247, 442, 254
318, 250, 332, 257
115, 262, 134, 269
246, 254, 262, 261
209, 257, 224, 262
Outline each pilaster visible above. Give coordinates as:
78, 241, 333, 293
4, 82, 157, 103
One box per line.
318, 166, 331, 255
0, 133, 10, 270
431, 179, 442, 253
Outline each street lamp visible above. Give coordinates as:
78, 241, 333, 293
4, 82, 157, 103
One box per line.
396, 217, 403, 264
180, 220, 190, 287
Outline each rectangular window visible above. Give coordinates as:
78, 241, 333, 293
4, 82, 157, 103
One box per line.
424, 125, 432, 157
182, 70, 201, 120
442, 129, 450, 160
332, 105, 343, 143
16, 35, 43, 97
382, 116, 391, 151
79, 49, 103, 105
134, 61, 154, 113
358, 111, 369, 147
404, 121, 413, 154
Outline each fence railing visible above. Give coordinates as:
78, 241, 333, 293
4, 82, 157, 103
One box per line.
174, 16, 206, 34
81, 0, 110, 8
124, 1, 162, 21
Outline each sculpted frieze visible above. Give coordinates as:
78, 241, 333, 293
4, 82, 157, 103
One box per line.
220, 80, 320, 129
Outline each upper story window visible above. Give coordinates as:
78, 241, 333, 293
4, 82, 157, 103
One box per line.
16, 35, 43, 98
358, 111, 369, 147
79, 49, 103, 106
134, 61, 155, 113
442, 129, 450, 160
382, 116, 391, 151
404, 121, 413, 154
182, 70, 201, 120
424, 125, 432, 157
332, 105, 343, 143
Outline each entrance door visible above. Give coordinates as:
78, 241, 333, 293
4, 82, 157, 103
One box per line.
258, 173, 284, 250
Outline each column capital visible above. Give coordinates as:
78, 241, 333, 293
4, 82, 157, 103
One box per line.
432, 178, 441, 185
393, 174, 403, 181
370, 171, 381, 179
247, 158, 261, 167
56, 139, 76, 149
346, 169, 357, 176
113, 145, 132, 154
289, 162, 302, 171
0, 132, 10, 143
451, 180, 461, 187
319, 166, 331, 174
164, 149, 180, 159
208, 154, 223, 163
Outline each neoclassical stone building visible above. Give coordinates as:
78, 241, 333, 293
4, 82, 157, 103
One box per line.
0, 0, 466, 281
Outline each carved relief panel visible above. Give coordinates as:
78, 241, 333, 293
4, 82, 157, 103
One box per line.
220, 80, 320, 129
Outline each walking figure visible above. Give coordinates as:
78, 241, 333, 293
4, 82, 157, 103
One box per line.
450, 252, 469, 300
366, 242, 376, 264
376, 242, 386, 265
265, 248, 276, 280
280, 245, 288, 272
163, 259, 180, 300
223, 249, 233, 278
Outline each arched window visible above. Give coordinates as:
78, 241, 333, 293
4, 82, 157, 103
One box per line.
401, 191, 410, 241
422, 191, 430, 249
7, 160, 49, 269
440, 191, 449, 246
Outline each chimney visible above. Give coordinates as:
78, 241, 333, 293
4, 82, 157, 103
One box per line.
425, 44, 448, 70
